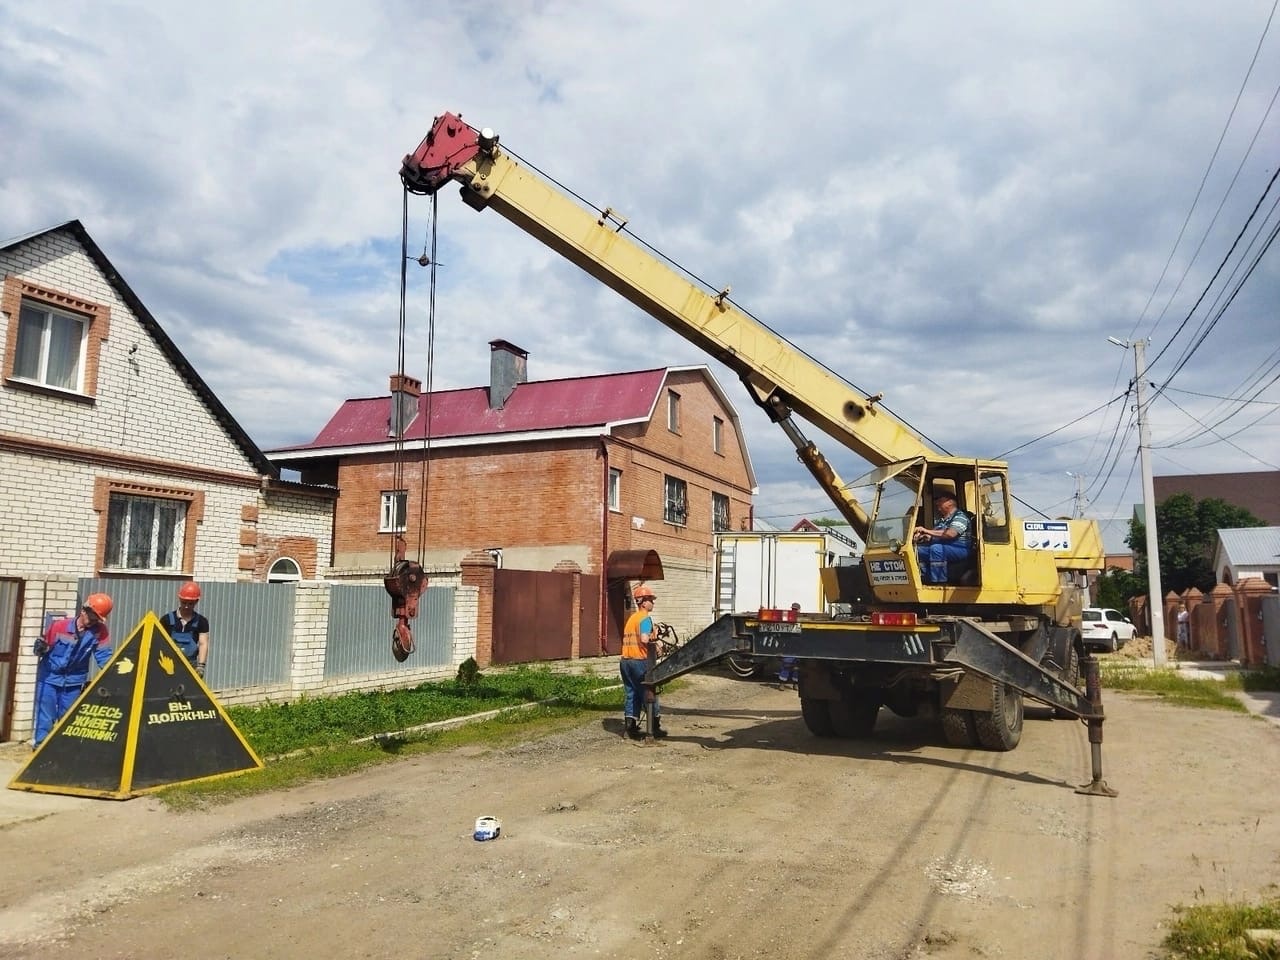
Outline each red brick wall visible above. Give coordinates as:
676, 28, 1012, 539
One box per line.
337, 439, 603, 559
332, 370, 754, 578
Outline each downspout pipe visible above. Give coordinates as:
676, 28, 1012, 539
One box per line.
599, 438, 610, 654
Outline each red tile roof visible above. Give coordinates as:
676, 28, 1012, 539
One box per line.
279, 368, 670, 451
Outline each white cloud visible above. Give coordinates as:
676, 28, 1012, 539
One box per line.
2, 0, 1276, 542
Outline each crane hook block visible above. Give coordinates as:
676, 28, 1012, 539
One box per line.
385, 537, 427, 662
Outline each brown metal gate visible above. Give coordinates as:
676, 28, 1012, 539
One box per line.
0, 578, 23, 742
492, 569, 575, 664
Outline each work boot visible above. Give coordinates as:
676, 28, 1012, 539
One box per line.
652, 718, 669, 739
625, 717, 644, 740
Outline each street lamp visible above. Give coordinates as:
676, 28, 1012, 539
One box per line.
1109, 336, 1167, 667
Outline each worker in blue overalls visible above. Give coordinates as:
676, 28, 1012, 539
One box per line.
32, 592, 114, 747
160, 582, 211, 677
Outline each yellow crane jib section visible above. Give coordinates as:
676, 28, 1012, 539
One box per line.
402, 112, 935, 474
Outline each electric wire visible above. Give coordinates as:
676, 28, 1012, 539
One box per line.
1148, 165, 1280, 375
1135, 0, 1278, 348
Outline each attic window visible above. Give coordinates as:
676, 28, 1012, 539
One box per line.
667, 390, 681, 433
2, 278, 110, 398
713, 416, 723, 454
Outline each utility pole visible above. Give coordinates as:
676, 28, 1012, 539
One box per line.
1066, 472, 1087, 519
1108, 336, 1166, 667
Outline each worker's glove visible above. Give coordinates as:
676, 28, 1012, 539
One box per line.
194, 663, 206, 679
32, 638, 50, 657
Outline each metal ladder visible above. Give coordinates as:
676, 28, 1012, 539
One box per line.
715, 541, 737, 617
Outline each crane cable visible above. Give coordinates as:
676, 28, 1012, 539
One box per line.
392, 188, 438, 570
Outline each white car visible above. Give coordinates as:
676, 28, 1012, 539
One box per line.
1082, 607, 1137, 652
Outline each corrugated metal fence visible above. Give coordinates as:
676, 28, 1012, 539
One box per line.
76, 578, 458, 688
326, 584, 455, 677
80, 578, 293, 689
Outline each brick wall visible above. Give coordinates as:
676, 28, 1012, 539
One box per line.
0, 234, 252, 473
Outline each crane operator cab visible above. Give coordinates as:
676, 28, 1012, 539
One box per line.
853, 456, 1013, 595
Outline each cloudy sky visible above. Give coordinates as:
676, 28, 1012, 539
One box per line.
3, 1, 1277, 549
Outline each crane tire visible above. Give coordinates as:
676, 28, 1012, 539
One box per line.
800, 697, 836, 737
974, 684, 1024, 751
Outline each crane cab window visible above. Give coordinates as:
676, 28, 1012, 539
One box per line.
979, 472, 1010, 544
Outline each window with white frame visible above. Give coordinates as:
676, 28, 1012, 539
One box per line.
664, 475, 688, 526
15, 300, 86, 391
104, 493, 186, 571
268, 557, 302, 583
667, 390, 681, 433
712, 492, 730, 531
608, 467, 622, 511
380, 490, 407, 532
712, 416, 723, 454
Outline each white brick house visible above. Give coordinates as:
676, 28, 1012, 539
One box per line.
0, 220, 336, 742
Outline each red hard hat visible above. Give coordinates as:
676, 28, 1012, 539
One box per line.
632, 584, 656, 601
178, 582, 202, 602
83, 593, 113, 620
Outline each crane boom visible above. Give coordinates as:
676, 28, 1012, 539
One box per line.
402, 112, 939, 536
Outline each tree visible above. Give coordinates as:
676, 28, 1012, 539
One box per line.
1094, 566, 1145, 609
1127, 492, 1265, 594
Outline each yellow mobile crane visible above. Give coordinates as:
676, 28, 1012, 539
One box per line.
402, 112, 1114, 794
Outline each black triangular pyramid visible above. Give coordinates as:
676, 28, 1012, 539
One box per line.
8, 612, 263, 799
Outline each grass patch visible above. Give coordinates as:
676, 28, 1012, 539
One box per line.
226, 665, 620, 755
157, 666, 633, 808
1098, 661, 1248, 712
1164, 896, 1280, 959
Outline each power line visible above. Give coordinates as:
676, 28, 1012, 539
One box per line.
1137, 0, 1279, 348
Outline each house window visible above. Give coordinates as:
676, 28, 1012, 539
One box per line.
104, 494, 186, 571
667, 390, 681, 433
268, 557, 302, 583
713, 416, 723, 454
712, 492, 730, 531
664, 475, 688, 526
14, 300, 86, 391
608, 468, 622, 512
380, 491, 407, 532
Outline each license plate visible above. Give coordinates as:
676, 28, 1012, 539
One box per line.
759, 623, 801, 634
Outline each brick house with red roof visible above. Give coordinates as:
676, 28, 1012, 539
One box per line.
268, 340, 757, 649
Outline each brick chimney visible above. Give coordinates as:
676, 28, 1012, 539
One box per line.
488, 339, 527, 410
388, 373, 421, 437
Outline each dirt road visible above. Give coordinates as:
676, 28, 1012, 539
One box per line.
1, 671, 1278, 960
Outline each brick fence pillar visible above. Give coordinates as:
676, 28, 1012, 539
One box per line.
1207, 583, 1235, 659
553, 560, 583, 659
1180, 589, 1206, 654
1237, 578, 1273, 667
461, 550, 497, 668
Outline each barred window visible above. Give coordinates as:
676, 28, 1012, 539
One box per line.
104, 494, 185, 571
664, 475, 688, 526
712, 492, 730, 531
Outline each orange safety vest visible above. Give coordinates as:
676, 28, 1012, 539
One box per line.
621, 610, 653, 660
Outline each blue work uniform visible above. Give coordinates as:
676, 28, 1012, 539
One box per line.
34, 616, 112, 746
916, 509, 974, 584
160, 610, 210, 664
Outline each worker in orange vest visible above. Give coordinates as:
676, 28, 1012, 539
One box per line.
620, 584, 667, 740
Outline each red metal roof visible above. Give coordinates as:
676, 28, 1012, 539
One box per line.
283, 368, 670, 451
